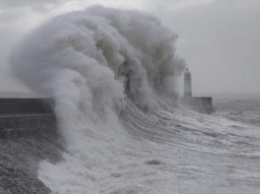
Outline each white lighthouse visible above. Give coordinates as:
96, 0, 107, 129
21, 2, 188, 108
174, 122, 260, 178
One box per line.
184, 68, 192, 97
182, 68, 213, 113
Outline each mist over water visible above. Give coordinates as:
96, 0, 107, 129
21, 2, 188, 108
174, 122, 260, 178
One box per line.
10, 5, 260, 194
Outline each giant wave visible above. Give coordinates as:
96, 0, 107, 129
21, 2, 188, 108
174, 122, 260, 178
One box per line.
10, 6, 260, 194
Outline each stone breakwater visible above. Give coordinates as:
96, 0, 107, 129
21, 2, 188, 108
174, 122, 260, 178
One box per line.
0, 98, 56, 139
0, 114, 56, 139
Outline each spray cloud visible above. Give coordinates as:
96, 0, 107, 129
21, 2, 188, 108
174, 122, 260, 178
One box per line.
10, 5, 185, 193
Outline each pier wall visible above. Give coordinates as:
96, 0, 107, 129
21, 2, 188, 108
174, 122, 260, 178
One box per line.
181, 97, 214, 114
0, 98, 53, 115
0, 98, 56, 139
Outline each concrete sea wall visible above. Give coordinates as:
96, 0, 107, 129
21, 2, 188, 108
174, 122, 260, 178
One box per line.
0, 114, 56, 139
0, 98, 53, 115
0, 98, 56, 139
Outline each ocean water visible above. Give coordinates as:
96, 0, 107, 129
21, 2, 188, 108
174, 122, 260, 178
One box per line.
10, 6, 260, 194
215, 98, 260, 127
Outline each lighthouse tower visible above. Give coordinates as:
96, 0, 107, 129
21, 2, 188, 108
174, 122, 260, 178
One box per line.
184, 68, 192, 97
182, 68, 213, 113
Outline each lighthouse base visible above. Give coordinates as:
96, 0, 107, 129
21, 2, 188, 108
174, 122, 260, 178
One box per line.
181, 97, 214, 114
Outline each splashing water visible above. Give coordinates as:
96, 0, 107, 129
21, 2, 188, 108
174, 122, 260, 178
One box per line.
11, 5, 260, 194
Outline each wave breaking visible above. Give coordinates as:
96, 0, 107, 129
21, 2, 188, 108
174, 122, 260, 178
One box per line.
10, 5, 260, 194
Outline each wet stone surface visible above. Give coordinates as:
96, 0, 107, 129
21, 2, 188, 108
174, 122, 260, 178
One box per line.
0, 130, 62, 194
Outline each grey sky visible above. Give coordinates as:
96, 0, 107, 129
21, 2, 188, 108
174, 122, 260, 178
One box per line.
0, 0, 259, 96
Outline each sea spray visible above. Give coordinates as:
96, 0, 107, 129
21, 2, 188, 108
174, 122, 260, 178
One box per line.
11, 6, 184, 111
10, 5, 186, 193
